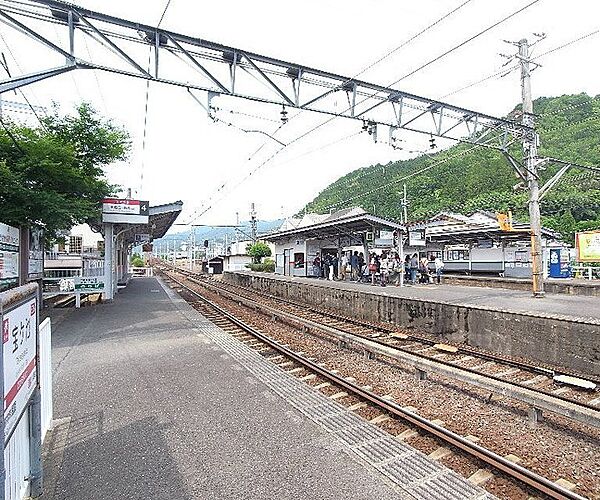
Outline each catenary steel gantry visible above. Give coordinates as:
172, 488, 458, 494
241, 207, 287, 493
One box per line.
0, 0, 530, 151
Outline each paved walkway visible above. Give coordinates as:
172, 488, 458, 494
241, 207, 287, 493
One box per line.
43, 277, 490, 500
235, 272, 600, 323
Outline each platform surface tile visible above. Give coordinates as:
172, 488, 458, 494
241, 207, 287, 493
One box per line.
44, 277, 493, 500
233, 271, 600, 323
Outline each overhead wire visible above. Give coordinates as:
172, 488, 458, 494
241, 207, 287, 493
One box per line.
243, 0, 478, 159
312, 24, 600, 210
185, 1, 541, 224
271, 0, 543, 156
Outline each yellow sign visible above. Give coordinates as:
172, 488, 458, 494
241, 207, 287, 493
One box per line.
496, 211, 513, 231
576, 230, 600, 262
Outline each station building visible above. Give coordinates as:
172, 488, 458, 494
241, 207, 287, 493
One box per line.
263, 208, 564, 279
263, 207, 403, 277
404, 211, 564, 278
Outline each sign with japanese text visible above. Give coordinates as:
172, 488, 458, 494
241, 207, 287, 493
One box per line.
0, 223, 20, 291
28, 226, 44, 279
102, 198, 149, 224
2, 296, 37, 439
408, 229, 426, 247
576, 230, 600, 262
74, 276, 105, 292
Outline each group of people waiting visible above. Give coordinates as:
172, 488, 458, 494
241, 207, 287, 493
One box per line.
312, 250, 444, 286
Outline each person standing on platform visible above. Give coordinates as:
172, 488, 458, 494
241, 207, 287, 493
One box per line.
312, 253, 321, 278
331, 254, 338, 280
380, 251, 389, 286
341, 252, 348, 281
434, 255, 444, 284
351, 251, 360, 281
409, 253, 418, 284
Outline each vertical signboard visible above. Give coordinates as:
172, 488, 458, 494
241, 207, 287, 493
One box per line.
28, 227, 44, 280
0, 223, 20, 292
2, 294, 37, 440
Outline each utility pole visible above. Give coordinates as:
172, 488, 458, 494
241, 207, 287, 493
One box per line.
397, 184, 408, 287
519, 38, 544, 297
250, 203, 257, 243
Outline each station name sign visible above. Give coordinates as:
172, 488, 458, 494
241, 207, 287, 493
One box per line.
2, 295, 37, 439
102, 198, 149, 224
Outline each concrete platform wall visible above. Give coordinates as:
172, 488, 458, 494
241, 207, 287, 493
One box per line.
224, 272, 600, 378
444, 275, 600, 297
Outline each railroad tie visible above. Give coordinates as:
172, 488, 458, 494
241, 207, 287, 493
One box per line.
468, 469, 494, 486
286, 367, 303, 374
428, 446, 453, 460
588, 397, 600, 406
313, 382, 331, 390
347, 402, 368, 411
329, 391, 349, 400
369, 414, 391, 425
521, 374, 548, 386
300, 374, 316, 382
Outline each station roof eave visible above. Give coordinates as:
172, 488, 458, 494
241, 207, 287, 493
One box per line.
425, 224, 558, 244
113, 201, 183, 246
262, 213, 404, 243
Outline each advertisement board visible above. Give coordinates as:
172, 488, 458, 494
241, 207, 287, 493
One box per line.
28, 227, 44, 279
0, 223, 20, 291
102, 198, 149, 224
576, 230, 600, 262
2, 296, 37, 439
74, 276, 105, 292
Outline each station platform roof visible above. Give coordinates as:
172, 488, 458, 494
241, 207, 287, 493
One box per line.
108, 201, 183, 246
263, 208, 403, 243
408, 211, 558, 245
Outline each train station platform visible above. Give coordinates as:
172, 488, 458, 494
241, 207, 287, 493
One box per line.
225, 272, 600, 377
42, 277, 490, 500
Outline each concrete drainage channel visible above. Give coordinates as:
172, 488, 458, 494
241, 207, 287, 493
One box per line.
162, 271, 587, 500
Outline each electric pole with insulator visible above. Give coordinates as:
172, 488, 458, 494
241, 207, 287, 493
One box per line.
519, 38, 544, 297
250, 203, 257, 243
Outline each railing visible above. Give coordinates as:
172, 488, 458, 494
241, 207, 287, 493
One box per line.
571, 265, 600, 280
129, 267, 153, 277
40, 318, 53, 441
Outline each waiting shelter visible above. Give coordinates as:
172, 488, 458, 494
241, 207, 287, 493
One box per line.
404, 211, 562, 277
263, 208, 403, 277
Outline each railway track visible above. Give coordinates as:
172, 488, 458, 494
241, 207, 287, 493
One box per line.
162, 265, 600, 430
161, 270, 588, 500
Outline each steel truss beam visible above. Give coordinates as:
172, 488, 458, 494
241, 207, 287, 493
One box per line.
0, 0, 529, 151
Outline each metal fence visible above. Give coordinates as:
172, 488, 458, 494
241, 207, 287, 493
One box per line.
4, 414, 31, 500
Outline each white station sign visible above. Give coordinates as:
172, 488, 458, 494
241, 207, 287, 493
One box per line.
102, 198, 149, 224
2, 296, 37, 439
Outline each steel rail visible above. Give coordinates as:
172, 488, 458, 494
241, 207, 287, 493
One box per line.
165, 272, 586, 500
173, 268, 600, 418
172, 265, 600, 387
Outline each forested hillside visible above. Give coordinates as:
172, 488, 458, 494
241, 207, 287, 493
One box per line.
303, 94, 600, 242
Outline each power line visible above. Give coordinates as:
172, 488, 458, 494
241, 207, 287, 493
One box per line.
240, 0, 477, 163
322, 144, 485, 212
257, 0, 543, 169
185, 130, 362, 224
157, 0, 173, 28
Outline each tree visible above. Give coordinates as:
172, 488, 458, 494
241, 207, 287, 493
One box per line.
130, 253, 145, 267
0, 102, 130, 239
246, 241, 272, 263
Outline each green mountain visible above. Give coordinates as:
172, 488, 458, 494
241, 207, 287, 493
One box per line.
303, 93, 600, 242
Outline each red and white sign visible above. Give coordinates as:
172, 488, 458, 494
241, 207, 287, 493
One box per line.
3, 297, 37, 439
102, 198, 149, 224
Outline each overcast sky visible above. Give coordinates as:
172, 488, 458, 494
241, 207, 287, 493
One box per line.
2, 0, 599, 230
